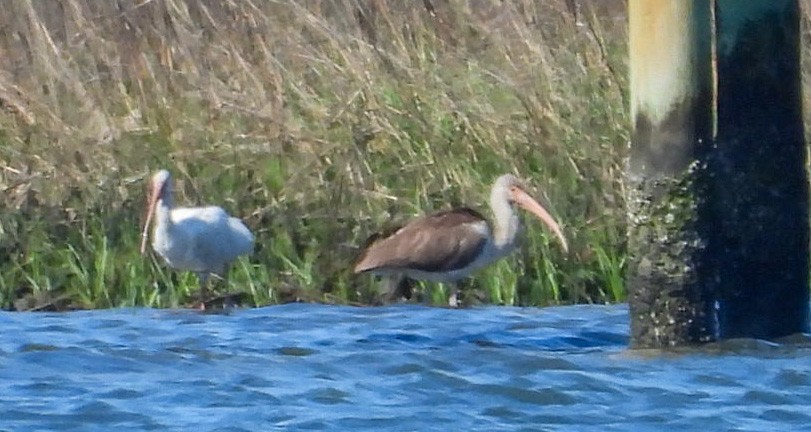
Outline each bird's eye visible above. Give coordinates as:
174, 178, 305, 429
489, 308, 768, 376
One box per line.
507, 186, 519, 203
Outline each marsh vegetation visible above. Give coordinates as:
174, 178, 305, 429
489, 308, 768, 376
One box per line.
6, 1, 803, 310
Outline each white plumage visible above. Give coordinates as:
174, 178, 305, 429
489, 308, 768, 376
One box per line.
140, 169, 254, 306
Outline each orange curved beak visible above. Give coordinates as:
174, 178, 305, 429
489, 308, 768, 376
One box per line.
140, 179, 163, 255
512, 188, 569, 253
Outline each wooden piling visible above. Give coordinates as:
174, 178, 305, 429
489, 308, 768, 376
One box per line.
626, 0, 715, 348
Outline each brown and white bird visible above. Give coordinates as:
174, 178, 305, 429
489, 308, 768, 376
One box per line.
354, 174, 569, 306
140, 169, 254, 308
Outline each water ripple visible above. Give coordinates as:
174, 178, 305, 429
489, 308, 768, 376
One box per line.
1, 304, 810, 431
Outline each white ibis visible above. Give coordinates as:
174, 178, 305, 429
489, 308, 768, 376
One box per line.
140, 169, 254, 308
354, 174, 569, 306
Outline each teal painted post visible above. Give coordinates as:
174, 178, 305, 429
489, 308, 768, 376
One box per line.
713, 0, 809, 338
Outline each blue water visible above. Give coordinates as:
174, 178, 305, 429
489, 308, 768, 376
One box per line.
1, 304, 810, 431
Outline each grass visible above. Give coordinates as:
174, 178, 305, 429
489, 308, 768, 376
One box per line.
3, 0, 782, 310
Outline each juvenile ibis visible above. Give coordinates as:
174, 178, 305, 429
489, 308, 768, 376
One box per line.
140, 169, 254, 308
354, 174, 568, 306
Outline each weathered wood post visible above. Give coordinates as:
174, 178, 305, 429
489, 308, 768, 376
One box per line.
626, 0, 715, 348
627, 0, 809, 348
712, 0, 809, 339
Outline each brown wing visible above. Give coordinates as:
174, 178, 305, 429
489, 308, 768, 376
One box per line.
359, 223, 404, 250
354, 207, 490, 274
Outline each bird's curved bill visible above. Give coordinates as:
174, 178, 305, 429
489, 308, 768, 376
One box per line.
139, 180, 163, 255
513, 188, 569, 253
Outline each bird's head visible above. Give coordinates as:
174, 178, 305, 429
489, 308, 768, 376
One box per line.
492, 174, 526, 204
140, 169, 173, 255
151, 169, 171, 194
492, 173, 569, 253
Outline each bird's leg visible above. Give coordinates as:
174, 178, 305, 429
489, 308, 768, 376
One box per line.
381, 274, 401, 304
197, 272, 210, 310
211, 268, 238, 309
380, 274, 412, 304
